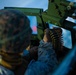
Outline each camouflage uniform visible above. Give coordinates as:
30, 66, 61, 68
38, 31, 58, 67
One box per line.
25, 40, 58, 75
0, 9, 32, 75
0, 9, 58, 75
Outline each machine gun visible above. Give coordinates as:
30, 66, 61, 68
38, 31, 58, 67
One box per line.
4, 0, 76, 56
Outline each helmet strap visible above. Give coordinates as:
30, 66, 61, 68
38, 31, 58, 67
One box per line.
0, 51, 22, 70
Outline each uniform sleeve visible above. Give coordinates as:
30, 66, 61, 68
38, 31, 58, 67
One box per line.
25, 40, 58, 75
0, 66, 14, 75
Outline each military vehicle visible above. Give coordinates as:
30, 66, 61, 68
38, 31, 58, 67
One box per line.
4, 0, 76, 74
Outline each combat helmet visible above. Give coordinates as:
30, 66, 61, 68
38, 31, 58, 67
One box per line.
0, 9, 32, 53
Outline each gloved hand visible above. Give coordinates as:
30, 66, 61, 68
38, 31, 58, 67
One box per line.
43, 28, 52, 43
